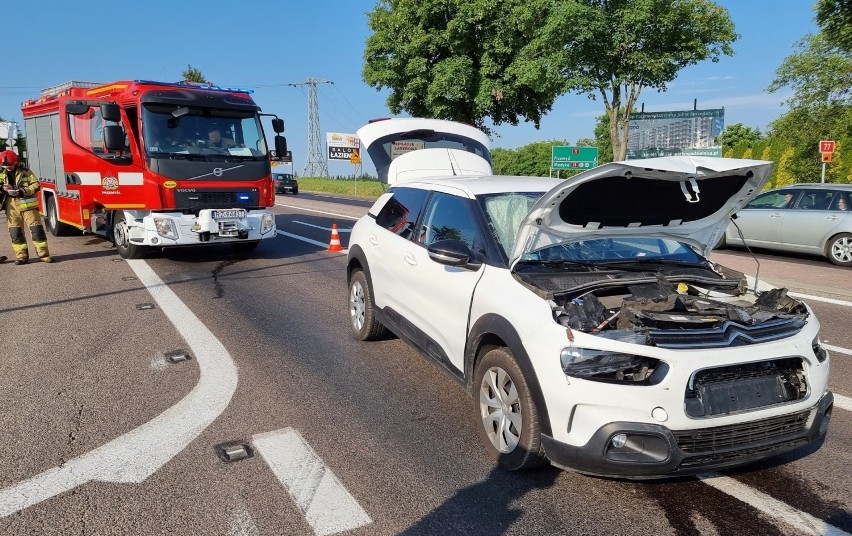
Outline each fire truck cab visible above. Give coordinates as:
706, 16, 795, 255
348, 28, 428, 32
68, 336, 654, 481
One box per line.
21, 80, 287, 258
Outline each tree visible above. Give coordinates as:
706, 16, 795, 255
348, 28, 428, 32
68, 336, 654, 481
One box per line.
182, 65, 208, 84
816, 0, 852, 52
492, 140, 569, 176
363, 0, 565, 134
767, 3, 852, 184
768, 34, 852, 110
538, 0, 737, 160
720, 123, 763, 152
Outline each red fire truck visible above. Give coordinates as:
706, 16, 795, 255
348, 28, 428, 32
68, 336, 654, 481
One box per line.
20, 80, 287, 258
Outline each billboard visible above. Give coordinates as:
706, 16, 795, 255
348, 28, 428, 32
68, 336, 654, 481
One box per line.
326, 132, 360, 161
626, 109, 724, 159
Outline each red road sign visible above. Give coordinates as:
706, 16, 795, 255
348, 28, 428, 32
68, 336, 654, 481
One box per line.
820, 140, 835, 153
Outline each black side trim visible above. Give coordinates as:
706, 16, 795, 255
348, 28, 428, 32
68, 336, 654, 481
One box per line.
466, 313, 552, 436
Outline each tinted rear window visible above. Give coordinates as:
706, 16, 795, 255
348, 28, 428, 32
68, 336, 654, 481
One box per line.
375, 187, 430, 239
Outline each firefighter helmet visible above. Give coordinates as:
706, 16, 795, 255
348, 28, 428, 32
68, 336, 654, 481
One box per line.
0, 150, 18, 167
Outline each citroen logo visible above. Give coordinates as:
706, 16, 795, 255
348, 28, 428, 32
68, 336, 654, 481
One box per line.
213, 167, 224, 177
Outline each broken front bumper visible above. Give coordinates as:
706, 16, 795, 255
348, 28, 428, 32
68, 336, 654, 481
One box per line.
541, 391, 833, 479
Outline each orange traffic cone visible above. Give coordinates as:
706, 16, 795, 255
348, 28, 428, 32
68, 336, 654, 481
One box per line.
327, 223, 343, 252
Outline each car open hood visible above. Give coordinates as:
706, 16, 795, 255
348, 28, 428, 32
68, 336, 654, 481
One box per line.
510, 156, 774, 265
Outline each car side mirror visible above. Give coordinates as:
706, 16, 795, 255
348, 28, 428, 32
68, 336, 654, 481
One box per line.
427, 239, 481, 269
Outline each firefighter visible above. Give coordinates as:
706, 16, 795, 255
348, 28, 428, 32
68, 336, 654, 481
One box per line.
0, 150, 52, 264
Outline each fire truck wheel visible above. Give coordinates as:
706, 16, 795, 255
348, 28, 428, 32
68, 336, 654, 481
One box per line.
45, 196, 76, 237
113, 211, 147, 259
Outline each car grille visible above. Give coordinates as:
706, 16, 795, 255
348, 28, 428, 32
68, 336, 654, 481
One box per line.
649, 317, 805, 349
673, 408, 812, 467
172, 189, 260, 211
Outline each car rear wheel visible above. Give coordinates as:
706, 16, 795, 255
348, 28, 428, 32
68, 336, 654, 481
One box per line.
474, 347, 547, 471
349, 270, 386, 340
827, 233, 852, 266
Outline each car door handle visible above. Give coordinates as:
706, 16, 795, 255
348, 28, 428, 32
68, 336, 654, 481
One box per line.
827, 215, 840, 220
404, 253, 417, 266
368, 235, 378, 245
770, 213, 782, 218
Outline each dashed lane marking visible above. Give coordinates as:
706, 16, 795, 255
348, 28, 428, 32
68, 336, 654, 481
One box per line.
0, 259, 238, 517
834, 394, 852, 412
293, 221, 352, 232
824, 343, 852, 356
276, 230, 346, 252
698, 473, 851, 536
253, 428, 372, 536
275, 203, 361, 221
789, 291, 852, 308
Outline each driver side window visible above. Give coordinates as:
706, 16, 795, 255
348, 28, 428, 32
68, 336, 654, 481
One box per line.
418, 192, 481, 251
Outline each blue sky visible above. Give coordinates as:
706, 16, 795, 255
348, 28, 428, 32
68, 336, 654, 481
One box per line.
1, 1, 817, 177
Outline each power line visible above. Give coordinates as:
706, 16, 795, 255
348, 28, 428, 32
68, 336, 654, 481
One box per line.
288, 78, 332, 178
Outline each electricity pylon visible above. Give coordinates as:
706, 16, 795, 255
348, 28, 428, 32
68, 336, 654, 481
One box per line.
288, 78, 331, 178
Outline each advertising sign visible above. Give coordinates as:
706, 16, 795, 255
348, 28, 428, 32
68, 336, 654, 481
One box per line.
627, 109, 724, 159
326, 132, 361, 161
391, 140, 425, 159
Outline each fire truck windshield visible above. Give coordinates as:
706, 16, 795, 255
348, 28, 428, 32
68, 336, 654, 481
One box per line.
142, 104, 268, 159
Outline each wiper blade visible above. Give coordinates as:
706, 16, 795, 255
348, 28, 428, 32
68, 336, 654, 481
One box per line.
594, 258, 709, 270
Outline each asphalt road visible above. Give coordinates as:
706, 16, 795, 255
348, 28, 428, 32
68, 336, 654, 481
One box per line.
0, 194, 849, 535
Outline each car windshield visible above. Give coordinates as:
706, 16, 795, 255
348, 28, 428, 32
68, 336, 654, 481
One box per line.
479, 191, 545, 260
521, 237, 704, 265
142, 104, 268, 159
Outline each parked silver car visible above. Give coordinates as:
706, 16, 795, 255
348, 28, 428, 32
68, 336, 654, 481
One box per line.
721, 184, 852, 266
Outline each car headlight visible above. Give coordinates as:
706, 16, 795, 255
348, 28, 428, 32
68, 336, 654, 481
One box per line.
261, 213, 275, 234
560, 347, 667, 384
153, 217, 178, 240
812, 335, 828, 363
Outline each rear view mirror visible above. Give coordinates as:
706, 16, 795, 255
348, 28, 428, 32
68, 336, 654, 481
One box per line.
272, 118, 285, 133
274, 136, 288, 159
104, 125, 126, 151
101, 103, 121, 123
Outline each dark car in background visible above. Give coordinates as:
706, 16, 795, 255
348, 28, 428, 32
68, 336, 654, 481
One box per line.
273, 173, 298, 195
721, 184, 852, 266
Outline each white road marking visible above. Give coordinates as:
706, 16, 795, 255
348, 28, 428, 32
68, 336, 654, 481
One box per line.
276, 230, 347, 253
294, 221, 352, 232
0, 259, 238, 517
698, 473, 851, 536
253, 428, 372, 536
834, 394, 852, 412
276, 203, 361, 221
824, 343, 852, 356
789, 291, 852, 308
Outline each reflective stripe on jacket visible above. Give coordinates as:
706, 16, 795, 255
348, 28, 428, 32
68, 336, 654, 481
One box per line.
0, 168, 40, 212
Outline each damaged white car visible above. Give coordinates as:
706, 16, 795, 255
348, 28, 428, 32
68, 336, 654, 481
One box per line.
347, 118, 833, 478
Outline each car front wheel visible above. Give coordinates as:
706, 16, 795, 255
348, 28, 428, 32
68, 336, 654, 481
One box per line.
827, 233, 852, 266
474, 347, 547, 471
349, 270, 386, 341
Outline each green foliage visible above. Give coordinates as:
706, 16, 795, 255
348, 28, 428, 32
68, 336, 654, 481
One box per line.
593, 113, 615, 164
539, 0, 737, 159
816, 0, 852, 52
363, 0, 565, 134
720, 123, 763, 151
492, 140, 569, 176
768, 34, 852, 109
182, 65, 208, 84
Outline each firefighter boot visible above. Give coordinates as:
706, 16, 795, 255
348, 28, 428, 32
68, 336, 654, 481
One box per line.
10, 227, 28, 264
30, 224, 52, 263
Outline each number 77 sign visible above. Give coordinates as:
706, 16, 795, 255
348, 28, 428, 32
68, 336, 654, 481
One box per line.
820, 140, 835, 153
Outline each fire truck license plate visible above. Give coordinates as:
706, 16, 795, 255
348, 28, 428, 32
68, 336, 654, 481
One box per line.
211, 209, 246, 219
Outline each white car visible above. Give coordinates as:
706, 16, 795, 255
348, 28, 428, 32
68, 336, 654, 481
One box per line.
347, 118, 833, 478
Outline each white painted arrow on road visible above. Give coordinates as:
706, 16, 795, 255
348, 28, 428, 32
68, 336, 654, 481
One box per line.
0, 259, 238, 517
